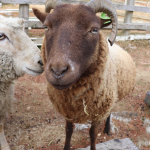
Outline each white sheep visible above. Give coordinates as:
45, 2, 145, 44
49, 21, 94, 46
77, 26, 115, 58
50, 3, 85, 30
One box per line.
33, 0, 136, 149
0, 15, 43, 150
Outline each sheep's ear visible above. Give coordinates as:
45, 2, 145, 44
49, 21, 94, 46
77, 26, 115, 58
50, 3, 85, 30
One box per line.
99, 18, 112, 29
32, 8, 48, 23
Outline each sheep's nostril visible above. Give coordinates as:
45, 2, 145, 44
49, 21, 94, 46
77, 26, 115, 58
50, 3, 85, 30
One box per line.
38, 60, 43, 66
50, 66, 68, 78
61, 66, 68, 74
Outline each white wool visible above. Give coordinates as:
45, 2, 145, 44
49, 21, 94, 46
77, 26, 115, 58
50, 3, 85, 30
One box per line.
0, 15, 24, 29
0, 15, 43, 150
0, 16, 21, 123
0, 52, 17, 82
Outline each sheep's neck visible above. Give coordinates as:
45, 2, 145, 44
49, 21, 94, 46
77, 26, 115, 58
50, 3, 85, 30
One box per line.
0, 52, 17, 82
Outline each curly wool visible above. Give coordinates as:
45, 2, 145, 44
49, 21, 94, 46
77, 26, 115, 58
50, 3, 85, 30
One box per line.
0, 49, 19, 124
0, 52, 18, 122
0, 52, 17, 82
0, 15, 24, 30
43, 32, 136, 124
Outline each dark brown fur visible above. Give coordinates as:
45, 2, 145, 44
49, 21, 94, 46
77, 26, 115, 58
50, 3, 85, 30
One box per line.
33, 4, 110, 90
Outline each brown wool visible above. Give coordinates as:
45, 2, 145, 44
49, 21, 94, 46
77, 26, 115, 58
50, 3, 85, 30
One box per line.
42, 32, 136, 124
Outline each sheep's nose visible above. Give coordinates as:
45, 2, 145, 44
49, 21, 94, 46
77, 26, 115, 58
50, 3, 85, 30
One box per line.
38, 60, 43, 66
50, 65, 68, 79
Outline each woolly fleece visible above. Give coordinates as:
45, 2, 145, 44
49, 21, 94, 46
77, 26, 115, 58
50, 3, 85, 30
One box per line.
0, 53, 18, 125
0, 15, 24, 30
0, 15, 24, 123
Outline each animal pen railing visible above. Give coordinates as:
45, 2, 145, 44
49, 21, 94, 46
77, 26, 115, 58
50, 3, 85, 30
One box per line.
0, 0, 150, 45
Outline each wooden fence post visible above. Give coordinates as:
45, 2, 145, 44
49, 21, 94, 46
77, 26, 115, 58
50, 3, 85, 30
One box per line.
19, 4, 29, 35
122, 0, 135, 35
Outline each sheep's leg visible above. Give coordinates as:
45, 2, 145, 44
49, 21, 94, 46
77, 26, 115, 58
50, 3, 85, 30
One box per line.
90, 121, 100, 150
64, 120, 73, 150
104, 114, 111, 135
0, 123, 10, 150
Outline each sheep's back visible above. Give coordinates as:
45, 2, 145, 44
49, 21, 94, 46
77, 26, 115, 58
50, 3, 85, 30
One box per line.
108, 43, 136, 100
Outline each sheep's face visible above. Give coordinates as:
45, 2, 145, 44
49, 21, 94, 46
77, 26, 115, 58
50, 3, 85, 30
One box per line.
0, 16, 44, 79
33, 4, 111, 90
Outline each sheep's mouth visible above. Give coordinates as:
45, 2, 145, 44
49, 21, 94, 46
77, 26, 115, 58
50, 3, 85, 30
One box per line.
26, 67, 43, 75
51, 75, 80, 90
52, 79, 78, 90
53, 83, 73, 90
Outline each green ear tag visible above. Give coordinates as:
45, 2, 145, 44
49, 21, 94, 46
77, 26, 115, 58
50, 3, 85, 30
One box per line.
100, 12, 111, 24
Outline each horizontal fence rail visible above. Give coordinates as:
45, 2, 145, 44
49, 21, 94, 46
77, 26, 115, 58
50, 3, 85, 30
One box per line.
0, 0, 150, 13
26, 20, 150, 31
0, 0, 150, 44
115, 4, 150, 13
0, 0, 47, 5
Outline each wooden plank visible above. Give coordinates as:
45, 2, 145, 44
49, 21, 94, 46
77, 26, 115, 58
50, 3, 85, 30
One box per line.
0, 0, 46, 5
114, 4, 150, 13
0, 9, 32, 13
1, 5, 149, 14
31, 38, 43, 46
0, 0, 150, 13
0, 0, 81, 4
117, 23, 150, 31
19, 4, 29, 34
122, 0, 135, 35
116, 34, 150, 41
103, 23, 150, 31
26, 20, 150, 31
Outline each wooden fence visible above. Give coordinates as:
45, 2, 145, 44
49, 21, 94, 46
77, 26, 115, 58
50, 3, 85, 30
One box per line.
0, 0, 150, 44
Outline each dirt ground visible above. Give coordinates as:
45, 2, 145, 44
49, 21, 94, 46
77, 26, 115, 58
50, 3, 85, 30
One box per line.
3, 38, 149, 150
1, 2, 150, 150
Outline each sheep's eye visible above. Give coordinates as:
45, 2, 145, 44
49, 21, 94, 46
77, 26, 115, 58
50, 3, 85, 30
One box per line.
91, 28, 98, 34
0, 33, 6, 40
43, 25, 48, 31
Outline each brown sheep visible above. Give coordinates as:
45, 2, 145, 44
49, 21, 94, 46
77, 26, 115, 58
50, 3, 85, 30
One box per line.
33, 0, 136, 149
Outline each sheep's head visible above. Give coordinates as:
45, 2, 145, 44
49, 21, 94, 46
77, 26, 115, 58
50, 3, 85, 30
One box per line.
0, 15, 44, 81
33, 0, 117, 90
